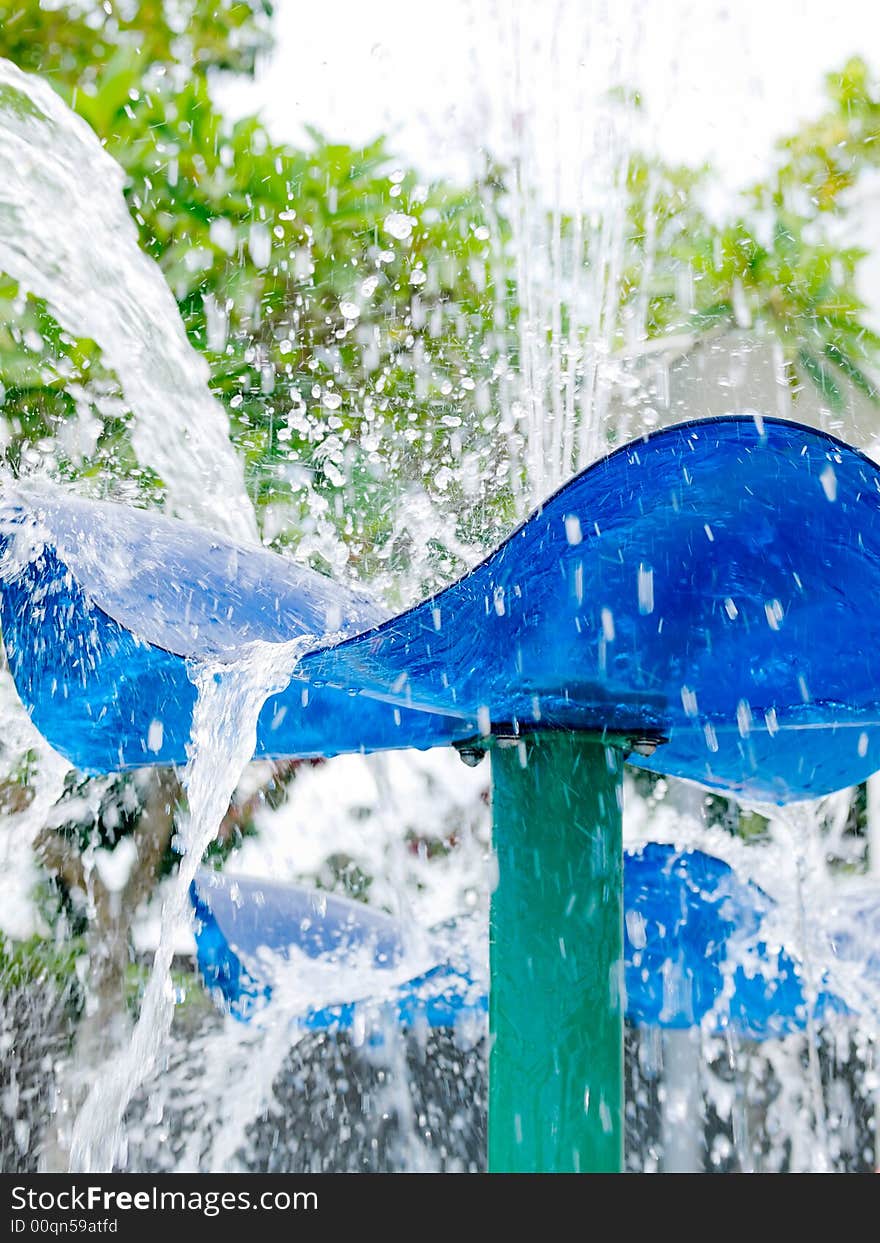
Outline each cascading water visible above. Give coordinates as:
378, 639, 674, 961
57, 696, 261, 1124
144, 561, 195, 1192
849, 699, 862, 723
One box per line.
0, 59, 255, 542
0, 51, 458, 1174
127, 906, 447, 1173
68, 637, 314, 1172
623, 785, 880, 1171
476, 0, 646, 509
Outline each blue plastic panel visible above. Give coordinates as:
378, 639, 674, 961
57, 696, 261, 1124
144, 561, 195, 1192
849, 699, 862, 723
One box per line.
4, 416, 880, 798
192, 845, 839, 1039
0, 514, 467, 772
624, 844, 840, 1037
13, 488, 384, 658
191, 871, 483, 1030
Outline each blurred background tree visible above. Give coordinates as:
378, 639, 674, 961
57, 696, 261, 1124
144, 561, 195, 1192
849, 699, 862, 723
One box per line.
624, 57, 880, 411
1, 0, 501, 602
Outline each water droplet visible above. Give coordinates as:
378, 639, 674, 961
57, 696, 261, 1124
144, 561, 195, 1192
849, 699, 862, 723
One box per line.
564, 514, 582, 545
248, 221, 271, 268
626, 909, 647, 950
764, 599, 783, 630
147, 720, 164, 753
821, 463, 837, 501
209, 217, 235, 254
383, 212, 414, 241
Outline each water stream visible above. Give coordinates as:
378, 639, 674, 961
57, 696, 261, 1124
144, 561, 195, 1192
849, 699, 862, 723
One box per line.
0, 58, 255, 543
478, 0, 646, 508
69, 639, 312, 1172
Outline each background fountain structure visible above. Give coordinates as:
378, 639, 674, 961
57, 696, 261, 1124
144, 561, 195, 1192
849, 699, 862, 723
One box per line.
1, 0, 880, 1173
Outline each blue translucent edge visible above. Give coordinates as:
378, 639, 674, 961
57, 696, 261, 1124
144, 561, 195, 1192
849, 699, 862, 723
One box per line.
191, 845, 842, 1042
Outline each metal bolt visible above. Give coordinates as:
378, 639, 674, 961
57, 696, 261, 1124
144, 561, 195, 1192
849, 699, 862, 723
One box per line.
629, 736, 663, 758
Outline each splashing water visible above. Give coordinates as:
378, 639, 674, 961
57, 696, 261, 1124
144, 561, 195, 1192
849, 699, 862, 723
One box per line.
0, 59, 255, 542
161, 937, 445, 1172
68, 637, 314, 1172
476, 0, 645, 509
0, 669, 70, 941
625, 782, 880, 1170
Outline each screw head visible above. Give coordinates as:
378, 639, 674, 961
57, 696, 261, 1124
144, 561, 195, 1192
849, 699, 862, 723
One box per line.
629, 736, 661, 758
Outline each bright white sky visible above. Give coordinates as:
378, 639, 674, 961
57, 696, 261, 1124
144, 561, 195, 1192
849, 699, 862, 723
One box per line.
218, 0, 880, 190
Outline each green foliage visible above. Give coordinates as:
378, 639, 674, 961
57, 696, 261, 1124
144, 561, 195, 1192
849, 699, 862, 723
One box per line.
0, 928, 83, 992
623, 57, 880, 409
0, 1, 506, 596
5, 6, 880, 587
0, 0, 273, 81
51, 771, 154, 856
125, 960, 212, 1019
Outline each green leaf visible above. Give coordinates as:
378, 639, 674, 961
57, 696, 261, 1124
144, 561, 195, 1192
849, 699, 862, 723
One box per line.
798, 347, 845, 409
824, 342, 880, 402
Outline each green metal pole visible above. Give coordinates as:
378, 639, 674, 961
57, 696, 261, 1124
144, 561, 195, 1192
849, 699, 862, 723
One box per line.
488, 733, 624, 1173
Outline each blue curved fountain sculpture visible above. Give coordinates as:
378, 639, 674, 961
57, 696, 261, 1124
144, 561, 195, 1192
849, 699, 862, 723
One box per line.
191, 844, 839, 1040
3, 415, 880, 799
3, 414, 880, 1173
